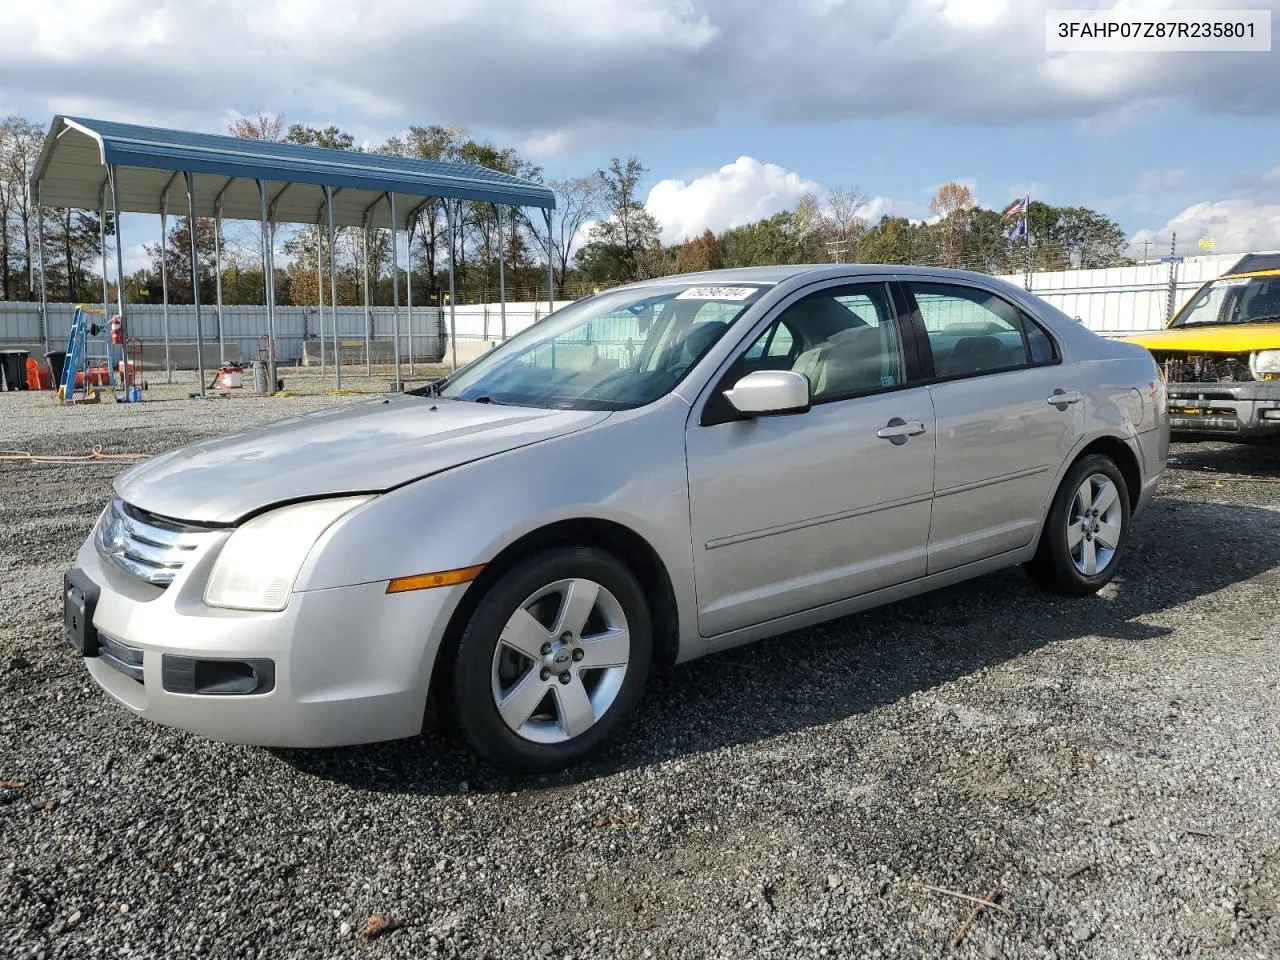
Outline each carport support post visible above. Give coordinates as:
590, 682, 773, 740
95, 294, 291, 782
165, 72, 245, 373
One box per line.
99, 183, 110, 319
324, 185, 341, 390
388, 192, 402, 391
362, 217, 372, 375
497, 204, 507, 341
406, 215, 415, 378
256, 179, 278, 395
184, 172, 207, 398
36, 182, 48, 355
107, 165, 128, 393
316, 231, 325, 375
543, 207, 554, 319
446, 199, 458, 371
214, 200, 225, 365
159, 197, 172, 383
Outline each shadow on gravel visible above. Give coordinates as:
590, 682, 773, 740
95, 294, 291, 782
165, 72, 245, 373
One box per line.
276, 494, 1280, 796
1168, 440, 1280, 478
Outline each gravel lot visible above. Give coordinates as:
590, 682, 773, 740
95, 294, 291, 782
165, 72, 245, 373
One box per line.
2, 379, 1279, 960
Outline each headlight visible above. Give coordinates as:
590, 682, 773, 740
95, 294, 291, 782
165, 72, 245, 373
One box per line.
204, 497, 372, 611
1250, 350, 1280, 379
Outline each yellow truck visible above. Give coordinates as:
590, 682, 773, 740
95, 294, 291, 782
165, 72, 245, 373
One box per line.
1121, 253, 1280, 440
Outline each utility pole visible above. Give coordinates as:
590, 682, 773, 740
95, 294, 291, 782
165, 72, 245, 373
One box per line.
1165, 232, 1179, 324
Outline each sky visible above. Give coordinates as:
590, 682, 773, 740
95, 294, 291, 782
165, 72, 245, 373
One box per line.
5, 0, 1280, 263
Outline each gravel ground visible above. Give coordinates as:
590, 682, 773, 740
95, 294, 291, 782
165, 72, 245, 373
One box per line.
2, 382, 1279, 960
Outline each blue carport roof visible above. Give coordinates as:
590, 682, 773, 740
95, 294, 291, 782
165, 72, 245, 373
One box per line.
31, 116, 555, 229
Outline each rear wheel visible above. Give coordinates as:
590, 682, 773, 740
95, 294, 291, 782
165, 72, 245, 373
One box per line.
450, 547, 652, 773
1027, 454, 1131, 596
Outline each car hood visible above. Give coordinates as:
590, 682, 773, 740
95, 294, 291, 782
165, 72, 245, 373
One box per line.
115, 396, 610, 524
1120, 323, 1280, 353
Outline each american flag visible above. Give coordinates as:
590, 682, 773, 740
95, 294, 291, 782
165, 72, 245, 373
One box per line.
1003, 196, 1028, 241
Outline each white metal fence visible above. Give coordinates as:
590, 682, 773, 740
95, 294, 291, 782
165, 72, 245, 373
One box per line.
1001, 254, 1241, 335
0, 255, 1246, 365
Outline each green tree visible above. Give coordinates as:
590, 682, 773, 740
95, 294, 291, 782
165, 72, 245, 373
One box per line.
145, 216, 218, 304
45, 207, 111, 302
285, 124, 356, 151
584, 156, 660, 281
718, 212, 801, 267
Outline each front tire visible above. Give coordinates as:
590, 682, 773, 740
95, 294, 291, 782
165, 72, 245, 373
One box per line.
450, 546, 652, 773
1027, 454, 1131, 596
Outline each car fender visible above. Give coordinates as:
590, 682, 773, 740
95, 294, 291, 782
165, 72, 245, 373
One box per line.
294, 395, 701, 664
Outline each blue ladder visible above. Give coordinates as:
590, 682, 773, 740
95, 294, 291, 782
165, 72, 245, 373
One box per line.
59, 306, 114, 403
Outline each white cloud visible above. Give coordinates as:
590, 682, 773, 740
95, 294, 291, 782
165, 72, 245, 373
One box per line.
861, 195, 929, 224
646, 157, 821, 244
3, 0, 1277, 149
1130, 199, 1280, 257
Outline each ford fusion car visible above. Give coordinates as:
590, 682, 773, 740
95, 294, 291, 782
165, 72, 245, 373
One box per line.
65, 265, 1168, 772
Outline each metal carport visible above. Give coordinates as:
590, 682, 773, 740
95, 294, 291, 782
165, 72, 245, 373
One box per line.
30, 116, 556, 396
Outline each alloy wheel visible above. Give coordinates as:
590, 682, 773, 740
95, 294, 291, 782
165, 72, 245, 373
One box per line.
1067, 473, 1123, 576
490, 578, 630, 744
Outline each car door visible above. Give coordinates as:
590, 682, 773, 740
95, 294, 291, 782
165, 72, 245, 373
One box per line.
685, 280, 936, 638
900, 278, 1082, 573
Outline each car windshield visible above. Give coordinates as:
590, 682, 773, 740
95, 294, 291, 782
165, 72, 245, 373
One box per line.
1171, 275, 1280, 327
437, 283, 766, 410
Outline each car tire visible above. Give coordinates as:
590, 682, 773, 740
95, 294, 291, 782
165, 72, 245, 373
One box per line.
1027, 454, 1131, 596
450, 546, 652, 773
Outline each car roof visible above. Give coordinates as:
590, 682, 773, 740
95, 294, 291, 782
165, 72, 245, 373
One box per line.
1221, 267, 1280, 280
624, 263, 1017, 289
1226, 252, 1280, 275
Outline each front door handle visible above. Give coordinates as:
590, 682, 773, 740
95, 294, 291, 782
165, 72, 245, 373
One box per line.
876, 418, 928, 445
1047, 389, 1083, 407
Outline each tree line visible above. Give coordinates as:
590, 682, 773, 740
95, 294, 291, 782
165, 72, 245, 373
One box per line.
0, 112, 1133, 309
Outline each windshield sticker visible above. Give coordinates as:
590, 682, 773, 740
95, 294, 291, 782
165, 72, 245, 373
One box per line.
1217, 277, 1252, 286
675, 286, 759, 301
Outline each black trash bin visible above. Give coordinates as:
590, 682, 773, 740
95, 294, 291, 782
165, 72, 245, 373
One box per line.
0, 350, 30, 391
45, 350, 67, 389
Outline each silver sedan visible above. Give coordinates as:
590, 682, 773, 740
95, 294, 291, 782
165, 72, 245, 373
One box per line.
66, 265, 1168, 771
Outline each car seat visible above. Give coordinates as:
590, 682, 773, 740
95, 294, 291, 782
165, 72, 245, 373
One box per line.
793, 326, 886, 396
944, 335, 1006, 375
1243, 284, 1280, 320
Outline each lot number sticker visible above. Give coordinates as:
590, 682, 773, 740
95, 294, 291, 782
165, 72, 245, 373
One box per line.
676, 286, 758, 301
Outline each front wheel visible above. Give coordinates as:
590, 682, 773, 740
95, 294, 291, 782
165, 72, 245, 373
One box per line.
1027, 454, 1131, 596
450, 546, 652, 773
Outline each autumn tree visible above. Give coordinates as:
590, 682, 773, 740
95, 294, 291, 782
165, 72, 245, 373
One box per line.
228, 112, 285, 142
673, 229, 721, 274
929, 181, 975, 268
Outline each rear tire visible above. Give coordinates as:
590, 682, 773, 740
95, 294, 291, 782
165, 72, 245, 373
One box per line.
449, 546, 652, 773
1027, 454, 1131, 596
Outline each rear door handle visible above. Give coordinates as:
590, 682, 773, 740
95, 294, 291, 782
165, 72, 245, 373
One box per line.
877, 418, 928, 445
1047, 389, 1082, 407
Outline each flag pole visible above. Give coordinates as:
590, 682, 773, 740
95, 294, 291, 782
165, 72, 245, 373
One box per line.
1023, 192, 1032, 290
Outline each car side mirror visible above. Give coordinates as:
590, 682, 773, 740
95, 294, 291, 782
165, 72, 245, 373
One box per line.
723, 370, 811, 417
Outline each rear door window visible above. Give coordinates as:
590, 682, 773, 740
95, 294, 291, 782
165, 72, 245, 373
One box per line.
907, 282, 1058, 378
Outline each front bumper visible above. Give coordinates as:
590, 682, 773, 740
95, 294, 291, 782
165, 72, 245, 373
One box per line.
1165, 382, 1280, 438
70, 531, 461, 748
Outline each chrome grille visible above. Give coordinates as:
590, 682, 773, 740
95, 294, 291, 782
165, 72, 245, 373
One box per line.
96, 498, 214, 586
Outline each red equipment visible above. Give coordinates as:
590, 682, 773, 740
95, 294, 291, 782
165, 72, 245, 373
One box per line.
123, 336, 144, 389
109, 315, 123, 345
